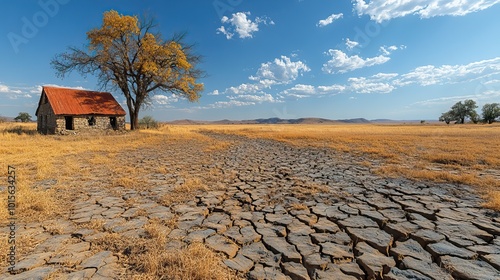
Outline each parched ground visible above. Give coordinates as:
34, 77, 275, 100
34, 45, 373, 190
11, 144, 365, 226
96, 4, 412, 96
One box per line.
2, 131, 500, 279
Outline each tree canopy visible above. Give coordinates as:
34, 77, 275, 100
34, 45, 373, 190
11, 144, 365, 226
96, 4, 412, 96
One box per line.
14, 112, 32, 123
482, 103, 500, 124
52, 10, 204, 130
439, 99, 478, 124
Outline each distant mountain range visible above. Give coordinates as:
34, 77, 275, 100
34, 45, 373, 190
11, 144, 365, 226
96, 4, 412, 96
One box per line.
165, 117, 427, 125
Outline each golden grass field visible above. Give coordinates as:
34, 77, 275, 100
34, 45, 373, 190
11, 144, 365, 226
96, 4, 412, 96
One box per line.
0, 121, 499, 279
202, 123, 500, 208
0, 123, 236, 279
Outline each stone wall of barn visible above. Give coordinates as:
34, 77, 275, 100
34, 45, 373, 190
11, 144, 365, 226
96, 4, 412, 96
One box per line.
36, 99, 57, 134
54, 115, 125, 134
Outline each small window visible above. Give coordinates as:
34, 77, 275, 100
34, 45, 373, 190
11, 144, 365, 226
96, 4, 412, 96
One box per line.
88, 116, 96, 126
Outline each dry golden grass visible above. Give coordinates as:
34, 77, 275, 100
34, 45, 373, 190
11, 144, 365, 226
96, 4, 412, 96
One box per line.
195, 123, 500, 209
134, 242, 239, 280
89, 219, 239, 280
0, 123, 231, 274
160, 177, 226, 206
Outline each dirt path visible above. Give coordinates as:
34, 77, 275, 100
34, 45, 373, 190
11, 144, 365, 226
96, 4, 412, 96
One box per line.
2, 132, 500, 279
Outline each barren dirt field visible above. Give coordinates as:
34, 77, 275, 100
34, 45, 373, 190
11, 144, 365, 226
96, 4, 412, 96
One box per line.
1, 123, 500, 279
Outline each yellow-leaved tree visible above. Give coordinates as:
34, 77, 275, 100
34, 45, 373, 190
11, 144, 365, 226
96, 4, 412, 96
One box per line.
52, 10, 204, 130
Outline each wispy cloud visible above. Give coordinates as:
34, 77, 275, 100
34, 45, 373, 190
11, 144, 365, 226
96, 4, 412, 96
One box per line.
345, 38, 359, 50
322, 49, 390, 74
317, 13, 343, 27
320, 57, 500, 95
394, 57, 500, 87
411, 90, 500, 107
379, 45, 406, 55
354, 0, 500, 22
217, 12, 274, 39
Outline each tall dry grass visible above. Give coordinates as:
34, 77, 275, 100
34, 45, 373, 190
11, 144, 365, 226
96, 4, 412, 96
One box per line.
0, 122, 233, 277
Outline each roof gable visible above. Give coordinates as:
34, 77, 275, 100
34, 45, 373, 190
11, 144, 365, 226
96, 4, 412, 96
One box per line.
37, 87, 126, 116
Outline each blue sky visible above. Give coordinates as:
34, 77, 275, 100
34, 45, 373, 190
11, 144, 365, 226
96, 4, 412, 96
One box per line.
1, 0, 500, 121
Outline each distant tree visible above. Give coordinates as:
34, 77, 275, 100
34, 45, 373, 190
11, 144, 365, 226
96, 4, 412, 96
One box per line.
470, 110, 480, 124
14, 112, 32, 123
52, 10, 204, 130
439, 111, 454, 124
139, 116, 158, 129
440, 99, 478, 124
482, 103, 500, 124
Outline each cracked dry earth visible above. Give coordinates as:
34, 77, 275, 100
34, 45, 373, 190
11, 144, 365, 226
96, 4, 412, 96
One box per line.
2, 132, 500, 279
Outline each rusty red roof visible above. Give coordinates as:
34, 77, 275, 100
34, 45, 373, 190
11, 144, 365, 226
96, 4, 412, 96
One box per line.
37, 86, 126, 116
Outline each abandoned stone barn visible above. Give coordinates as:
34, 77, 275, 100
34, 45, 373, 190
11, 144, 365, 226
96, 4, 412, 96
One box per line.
35, 86, 126, 134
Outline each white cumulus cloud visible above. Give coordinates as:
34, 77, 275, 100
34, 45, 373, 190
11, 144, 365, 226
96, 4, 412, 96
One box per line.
251, 56, 311, 84
280, 84, 346, 99
152, 95, 179, 105
217, 12, 273, 39
322, 49, 390, 74
317, 13, 343, 27
347, 77, 395, 94
354, 0, 500, 22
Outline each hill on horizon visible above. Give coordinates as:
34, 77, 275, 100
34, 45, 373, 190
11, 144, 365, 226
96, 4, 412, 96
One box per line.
165, 117, 372, 125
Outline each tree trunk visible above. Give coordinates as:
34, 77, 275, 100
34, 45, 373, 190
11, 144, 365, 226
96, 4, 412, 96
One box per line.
130, 109, 139, 130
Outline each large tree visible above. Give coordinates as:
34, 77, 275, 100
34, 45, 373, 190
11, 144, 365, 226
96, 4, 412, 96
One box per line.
52, 10, 203, 130
439, 99, 478, 124
482, 103, 500, 124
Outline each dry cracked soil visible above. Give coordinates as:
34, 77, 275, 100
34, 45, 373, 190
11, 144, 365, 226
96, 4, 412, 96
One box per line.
2, 132, 500, 279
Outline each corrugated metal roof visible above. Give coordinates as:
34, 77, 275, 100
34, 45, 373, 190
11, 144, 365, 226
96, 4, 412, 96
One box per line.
40, 86, 126, 116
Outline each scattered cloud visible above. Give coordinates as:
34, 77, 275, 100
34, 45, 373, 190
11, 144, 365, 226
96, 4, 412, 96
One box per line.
0, 84, 22, 94
280, 84, 346, 99
226, 83, 265, 95
229, 93, 280, 103
317, 13, 343, 27
353, 0, 500, 22
394, 57, 500, 87
0, 84, 33, 99
280, 84, 317, 98
210, 100, 256, 108
320, 57, 500, 95
317, 85, 347, 94
347, 77, 395, 94
217, 12, 274, 39
208, 89, 221, 96
251, 56, 311, 84
206, 55, 309, 108
322, 49, 390, 74
412, 90, 500, 107
151, 94, 179, 106
345, 38, 359, 50
380, 45, 406, 55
